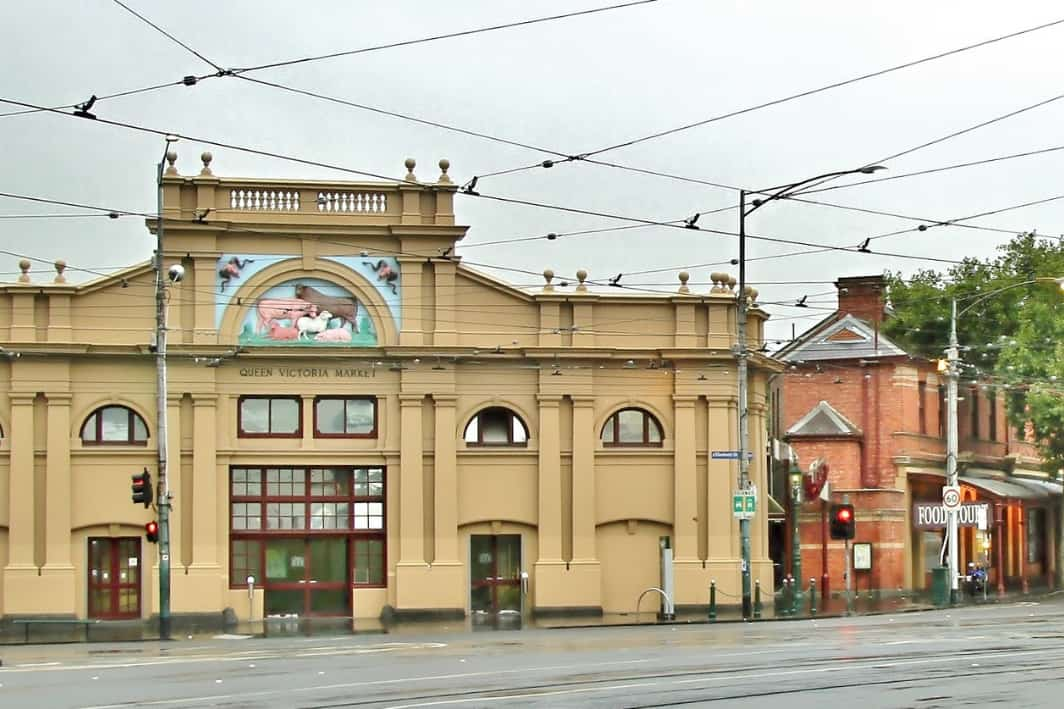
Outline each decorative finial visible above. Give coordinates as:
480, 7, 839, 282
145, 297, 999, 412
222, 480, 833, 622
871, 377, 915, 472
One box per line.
200, 151, 213, 176
437, 158, 452, 184
576, 269, 588, 292
17, 259, 31, 283
164, 150, 178, 175
543, 269, 555, 292
54, 260, 67, 284
710, 272, 725, 293
726, 275, 736, 290
404, 158, 417, 182
678, 271, 690, 293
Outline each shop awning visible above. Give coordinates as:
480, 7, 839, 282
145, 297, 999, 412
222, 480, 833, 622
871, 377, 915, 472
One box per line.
767, 493, 786, 520
959, 475, 1060, 500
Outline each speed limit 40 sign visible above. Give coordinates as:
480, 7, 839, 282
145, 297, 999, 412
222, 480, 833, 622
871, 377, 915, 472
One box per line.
942, 485, 961, 510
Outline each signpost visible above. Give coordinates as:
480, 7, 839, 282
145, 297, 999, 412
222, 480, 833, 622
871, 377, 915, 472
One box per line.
732, 489, 756, 520
713, 450, 754, 460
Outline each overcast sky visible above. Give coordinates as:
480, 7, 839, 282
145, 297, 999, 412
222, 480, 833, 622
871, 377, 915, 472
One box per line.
3, 0, 1064, 344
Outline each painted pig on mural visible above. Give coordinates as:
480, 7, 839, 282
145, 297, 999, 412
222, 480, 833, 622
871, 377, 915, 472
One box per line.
315, 328, 352, 343
268, 323, 300, 340
256, 298, 316, 335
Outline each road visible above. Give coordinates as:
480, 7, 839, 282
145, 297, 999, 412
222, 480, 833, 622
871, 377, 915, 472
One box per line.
2, 598, 1064, 708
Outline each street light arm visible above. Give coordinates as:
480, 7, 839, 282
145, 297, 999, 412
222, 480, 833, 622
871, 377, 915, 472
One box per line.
956, 277, 1064, 318
744, 167, 885, 216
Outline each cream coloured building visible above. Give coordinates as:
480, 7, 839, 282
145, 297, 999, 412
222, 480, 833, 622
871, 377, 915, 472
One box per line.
0, 154, 778, 623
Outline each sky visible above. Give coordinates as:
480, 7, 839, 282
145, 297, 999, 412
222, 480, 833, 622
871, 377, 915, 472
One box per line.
3, 0, 1064, 345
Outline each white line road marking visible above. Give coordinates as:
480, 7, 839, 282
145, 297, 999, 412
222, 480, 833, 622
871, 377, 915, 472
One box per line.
384, 682, 660, 709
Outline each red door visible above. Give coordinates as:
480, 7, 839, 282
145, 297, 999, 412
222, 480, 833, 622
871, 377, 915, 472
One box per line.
88, 537, 141, 619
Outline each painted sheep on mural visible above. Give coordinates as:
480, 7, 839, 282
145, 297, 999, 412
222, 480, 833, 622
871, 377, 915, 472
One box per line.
237, 277, 376, 347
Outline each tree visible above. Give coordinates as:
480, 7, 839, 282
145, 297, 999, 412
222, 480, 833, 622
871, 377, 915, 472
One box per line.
885, 232, 1064, 586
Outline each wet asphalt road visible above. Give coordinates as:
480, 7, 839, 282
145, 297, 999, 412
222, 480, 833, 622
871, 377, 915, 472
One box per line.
2, 597, 1064, 708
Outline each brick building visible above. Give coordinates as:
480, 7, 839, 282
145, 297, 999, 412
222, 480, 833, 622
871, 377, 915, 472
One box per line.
772, 275, 1060, 597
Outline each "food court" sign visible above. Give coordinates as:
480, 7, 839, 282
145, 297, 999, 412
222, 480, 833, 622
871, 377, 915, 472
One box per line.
912, 502, 990, 530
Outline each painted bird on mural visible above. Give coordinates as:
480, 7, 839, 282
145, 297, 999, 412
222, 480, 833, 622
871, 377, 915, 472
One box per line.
218, 257, 254, 292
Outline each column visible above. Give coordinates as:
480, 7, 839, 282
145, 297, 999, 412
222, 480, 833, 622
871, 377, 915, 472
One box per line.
537, 395, 563, 562
43, 393, 74, 569
395, 394, 432, 609
706, 395, 739, 597
433, 261, 457, 347
193, 258, 217, 345
433, 395, 458, 563
571, 397, 596, 560
3, 392, 41, 612
672, 396, 698, 560
182, 394, 222, 611
397, 259, 423, 346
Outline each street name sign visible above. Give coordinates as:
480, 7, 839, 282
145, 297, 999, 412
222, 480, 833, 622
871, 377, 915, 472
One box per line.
713, 450, 754, 460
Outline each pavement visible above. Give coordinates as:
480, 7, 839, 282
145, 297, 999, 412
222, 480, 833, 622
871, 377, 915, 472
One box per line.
2, 594, 1064, 707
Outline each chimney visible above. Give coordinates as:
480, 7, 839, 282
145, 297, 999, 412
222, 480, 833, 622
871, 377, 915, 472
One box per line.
835, 275, 886, 324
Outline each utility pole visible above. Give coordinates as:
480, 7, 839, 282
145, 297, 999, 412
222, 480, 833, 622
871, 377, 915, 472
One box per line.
154, 139, 177, 640
737, 190, 752, 619
946, 298, 960, 605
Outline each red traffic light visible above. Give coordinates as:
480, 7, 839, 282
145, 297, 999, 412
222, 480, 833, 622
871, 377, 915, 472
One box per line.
830, 503, 856, 540
836, 507, 852, 522
145, 520, 159, 543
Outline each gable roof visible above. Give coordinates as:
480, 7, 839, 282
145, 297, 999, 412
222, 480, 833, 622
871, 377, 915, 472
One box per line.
786, 400, 862, 438
777, 313, 906, 362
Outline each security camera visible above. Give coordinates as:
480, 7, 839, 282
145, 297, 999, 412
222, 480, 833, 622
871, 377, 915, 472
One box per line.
168, 264, 185, 283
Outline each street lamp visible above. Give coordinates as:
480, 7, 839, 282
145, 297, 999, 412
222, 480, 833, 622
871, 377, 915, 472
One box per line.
943, 276, 1064, 604
736, 165, 886, 619
154, 135, 179, 640
789, 459, 803, 614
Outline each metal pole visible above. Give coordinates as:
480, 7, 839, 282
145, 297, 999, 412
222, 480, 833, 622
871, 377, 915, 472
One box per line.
947, 298, 959, 605
790, 465, 802, 613
737, 190, 752, 620
155, 148, 173, 640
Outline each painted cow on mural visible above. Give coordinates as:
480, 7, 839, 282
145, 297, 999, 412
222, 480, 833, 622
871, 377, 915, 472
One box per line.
363, 260, 399, 295
294, 284, 359, 332
256, 298, 316, 335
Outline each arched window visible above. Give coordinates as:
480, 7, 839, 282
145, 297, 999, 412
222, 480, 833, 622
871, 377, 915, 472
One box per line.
81, 405, 149, 445
463, 407, 529, 446
601, 408, 663, 447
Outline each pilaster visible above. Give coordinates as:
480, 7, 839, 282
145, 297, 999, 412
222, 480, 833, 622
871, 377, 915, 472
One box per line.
193, 258, 218, 345
398, 258, 424, 346
2, 392, 42, 613
433, 260, 457, 347
44, 392, 73, 568
672, 395, 698, 560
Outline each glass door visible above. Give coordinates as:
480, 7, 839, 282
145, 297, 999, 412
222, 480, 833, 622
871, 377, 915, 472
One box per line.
88, 537, 141, 619
470, 535, 522, 614
264, 537, 351, 616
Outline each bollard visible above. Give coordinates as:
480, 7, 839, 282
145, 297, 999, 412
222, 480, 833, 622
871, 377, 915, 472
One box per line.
780, 577, 790, 617
809, 578, 817, 617
791, 575, 801, 616
709, 580, 717, 621
754, 579, 762, 619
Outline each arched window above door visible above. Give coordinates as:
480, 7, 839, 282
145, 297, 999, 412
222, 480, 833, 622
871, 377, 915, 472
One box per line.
601, 407, 663, 447
463, 407, 529, 446
81, 405, 149, 445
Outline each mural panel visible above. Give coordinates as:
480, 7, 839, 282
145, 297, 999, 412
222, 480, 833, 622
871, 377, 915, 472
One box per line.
214, 254, 402, 347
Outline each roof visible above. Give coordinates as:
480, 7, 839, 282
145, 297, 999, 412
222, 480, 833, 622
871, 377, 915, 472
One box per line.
786, 400, 862, 438
778, 313, 907, 363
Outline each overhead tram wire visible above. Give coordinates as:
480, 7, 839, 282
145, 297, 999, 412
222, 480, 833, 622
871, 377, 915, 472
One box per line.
3, 1, 661, 120
576, 16, 1064, 159
110, 0, 223, 72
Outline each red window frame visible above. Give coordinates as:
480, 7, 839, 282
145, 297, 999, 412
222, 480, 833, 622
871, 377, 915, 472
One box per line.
237, 396, 303, 438
601, 407, 664, 447
81, 405, 149, 446
87, 537, 141, 619
463, 407, 529, 447
313, 396, 378, 438
228, 466, 386, 589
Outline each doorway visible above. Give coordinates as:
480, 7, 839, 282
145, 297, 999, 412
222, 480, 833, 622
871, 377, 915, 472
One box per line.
263, 537, 350, 616
470, 534, 522, 614
88, 537, 141, 619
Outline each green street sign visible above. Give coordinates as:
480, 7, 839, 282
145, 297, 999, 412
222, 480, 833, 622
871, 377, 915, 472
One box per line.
744, 494, 756, 514
733, 491, 756, 519
733, 494, 744, 514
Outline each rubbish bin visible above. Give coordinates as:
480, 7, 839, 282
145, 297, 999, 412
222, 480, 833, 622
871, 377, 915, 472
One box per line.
931, 566, 950, 607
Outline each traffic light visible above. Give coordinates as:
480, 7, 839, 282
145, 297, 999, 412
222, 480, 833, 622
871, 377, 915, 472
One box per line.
145, 520, 159, 543
131, 468, 153, 508
830, 503, 856, 540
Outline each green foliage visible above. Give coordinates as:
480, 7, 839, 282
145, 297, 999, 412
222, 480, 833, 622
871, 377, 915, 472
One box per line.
884, 232, 1064, 472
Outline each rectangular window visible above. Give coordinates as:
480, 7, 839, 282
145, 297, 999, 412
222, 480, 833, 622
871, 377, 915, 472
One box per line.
229, 466, 386, 588
238, 396, 302, 438
354, 538, 385, 585
989, 394, 998, 442
938, 385, 946, 438
918, 380, 927, 435
314, 397, 377, 437
1027, 508, 1044, 564
970, 387, 980, 439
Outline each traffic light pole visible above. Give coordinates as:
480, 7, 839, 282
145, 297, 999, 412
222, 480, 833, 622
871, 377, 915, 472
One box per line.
737, 190, 752, 620
155, 145, 174, 640
946, 298, 960, 606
